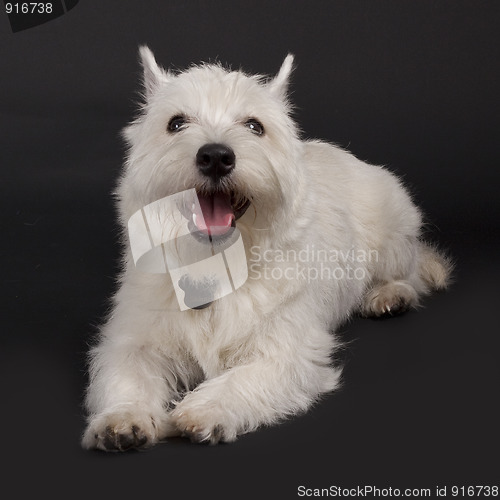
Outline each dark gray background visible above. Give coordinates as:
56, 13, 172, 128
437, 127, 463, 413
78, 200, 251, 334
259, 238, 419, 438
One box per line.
1, 1, 498, 498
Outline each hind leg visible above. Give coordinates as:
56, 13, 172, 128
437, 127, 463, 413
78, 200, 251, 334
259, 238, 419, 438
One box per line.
362, 280, 418, 317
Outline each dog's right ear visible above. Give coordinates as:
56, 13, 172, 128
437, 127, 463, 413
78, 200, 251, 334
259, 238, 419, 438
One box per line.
138, 45, 171, 99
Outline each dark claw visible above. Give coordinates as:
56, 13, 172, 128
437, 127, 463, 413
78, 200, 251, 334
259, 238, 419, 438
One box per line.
132, 425, 148, 447
388, 302, 403, 315
388, 299, 410, 316
211, 425, 224, 443
103, 426, 119, 450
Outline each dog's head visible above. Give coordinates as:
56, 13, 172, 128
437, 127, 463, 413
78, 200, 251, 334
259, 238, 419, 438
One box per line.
118, 47, 305, 246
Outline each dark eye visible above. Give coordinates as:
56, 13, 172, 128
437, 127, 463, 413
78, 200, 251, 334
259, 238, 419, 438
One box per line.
167, 115, 188, 133
245, 118, 264, 136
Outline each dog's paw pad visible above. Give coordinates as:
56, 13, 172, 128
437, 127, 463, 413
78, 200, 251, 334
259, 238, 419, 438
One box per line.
181, 424, 224, 445
377, 297, 410, 317
171, 405, 232, 445
363, 281, 417, 318
82, 411, 160, 452
102, 424, 149, 451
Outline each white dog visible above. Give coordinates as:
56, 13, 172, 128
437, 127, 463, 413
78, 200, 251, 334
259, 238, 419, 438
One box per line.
82, 47, 450, 450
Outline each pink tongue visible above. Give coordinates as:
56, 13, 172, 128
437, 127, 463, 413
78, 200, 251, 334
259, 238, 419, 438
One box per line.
196, 193, 235, 236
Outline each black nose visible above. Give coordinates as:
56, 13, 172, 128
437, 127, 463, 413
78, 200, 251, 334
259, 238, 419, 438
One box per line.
196, 143, 235, 182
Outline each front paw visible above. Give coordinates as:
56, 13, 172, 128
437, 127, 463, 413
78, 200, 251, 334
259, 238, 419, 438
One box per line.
82, 409, 161, 452
170, 401, 237, 445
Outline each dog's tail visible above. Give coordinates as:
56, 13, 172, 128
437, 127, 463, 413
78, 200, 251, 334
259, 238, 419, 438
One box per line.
417, 241, 453, 291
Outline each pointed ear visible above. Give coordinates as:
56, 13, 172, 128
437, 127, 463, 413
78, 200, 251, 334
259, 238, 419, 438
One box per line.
138, 45, 170, 98
267, 54, 294, 99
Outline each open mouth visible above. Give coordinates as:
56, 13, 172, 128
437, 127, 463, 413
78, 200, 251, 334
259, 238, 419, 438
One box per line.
185, 191, 251, 242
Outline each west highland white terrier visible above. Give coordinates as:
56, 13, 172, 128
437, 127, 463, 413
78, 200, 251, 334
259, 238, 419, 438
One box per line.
82, 47, 451, 450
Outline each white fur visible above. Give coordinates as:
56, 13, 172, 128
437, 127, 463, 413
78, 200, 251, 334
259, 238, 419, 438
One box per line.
82, 47, 451, 450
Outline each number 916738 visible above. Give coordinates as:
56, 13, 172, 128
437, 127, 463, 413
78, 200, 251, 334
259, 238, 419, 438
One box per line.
451, 486, 498, 497
5, 3, 53, 14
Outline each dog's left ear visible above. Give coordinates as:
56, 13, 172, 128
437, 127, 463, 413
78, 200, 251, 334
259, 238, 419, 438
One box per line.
267, 54, 294, 99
